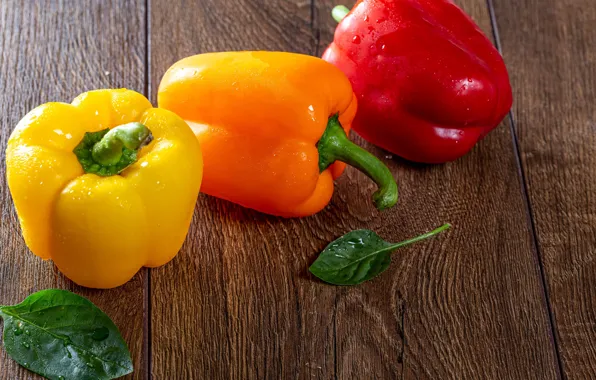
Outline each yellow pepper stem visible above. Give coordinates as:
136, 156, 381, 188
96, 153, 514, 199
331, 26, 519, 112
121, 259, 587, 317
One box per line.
73, 122, 152, 176
318, 115, 398, 211
92, 122, 151, 165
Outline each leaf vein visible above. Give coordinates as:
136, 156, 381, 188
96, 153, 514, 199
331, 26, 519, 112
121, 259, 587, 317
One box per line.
0, 309, 131, 372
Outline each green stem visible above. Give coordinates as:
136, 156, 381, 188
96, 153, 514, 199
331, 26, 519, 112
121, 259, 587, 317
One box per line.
73, 122, 152, 176
92, 122, 151, 165
318, 115, 398, 210
389, 223, 451, 250
332, 5, 350, 23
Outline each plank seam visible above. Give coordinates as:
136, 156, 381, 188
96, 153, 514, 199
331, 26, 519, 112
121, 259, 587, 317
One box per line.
311, 0, 321, 56
310, 1, 339, 377
144, 0, 152, 379
485, 0, 564, 378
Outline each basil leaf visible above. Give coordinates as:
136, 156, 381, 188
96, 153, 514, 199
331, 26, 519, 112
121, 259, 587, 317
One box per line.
310, 224, 451, 285
0, 289, 133, 380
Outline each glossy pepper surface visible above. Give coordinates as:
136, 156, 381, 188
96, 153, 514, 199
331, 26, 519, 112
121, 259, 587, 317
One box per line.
6, 89, 203, 289
323, 0, 513, 163
158, 52, 397, 217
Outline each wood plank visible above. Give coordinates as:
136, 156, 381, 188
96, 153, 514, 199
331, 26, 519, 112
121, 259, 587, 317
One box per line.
491, 0, 596, 377
316, 1, 561, 378
0, 1, 147, 379
149, 1, 559, 379
149, 2, 324, 378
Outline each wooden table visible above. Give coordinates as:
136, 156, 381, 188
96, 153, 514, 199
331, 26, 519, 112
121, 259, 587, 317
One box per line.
0, 0, 594, 378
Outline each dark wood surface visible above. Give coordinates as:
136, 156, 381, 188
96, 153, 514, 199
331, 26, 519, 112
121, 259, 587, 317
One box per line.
0, 0, 593, 379
493, 0, 596, 377
0, 1, 147, 379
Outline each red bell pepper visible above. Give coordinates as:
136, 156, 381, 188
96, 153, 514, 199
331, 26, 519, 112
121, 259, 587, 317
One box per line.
323, 1, 513, 163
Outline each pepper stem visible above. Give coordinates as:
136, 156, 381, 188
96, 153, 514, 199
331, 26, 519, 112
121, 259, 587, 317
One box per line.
318, 115, 398, 210
332, 5, 350, 23
92, 122, 151, 165
73, 122, 153, 176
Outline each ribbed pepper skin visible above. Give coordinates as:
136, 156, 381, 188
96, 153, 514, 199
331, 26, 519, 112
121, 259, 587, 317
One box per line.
158, 52, 358, 217
6, 89, 203, 289
323, 0, 513, 163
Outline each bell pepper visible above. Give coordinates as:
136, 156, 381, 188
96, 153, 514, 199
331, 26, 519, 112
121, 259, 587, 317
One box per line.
158, 52, 397, 217
5, 89, 203, 289
323, 1, 513, 163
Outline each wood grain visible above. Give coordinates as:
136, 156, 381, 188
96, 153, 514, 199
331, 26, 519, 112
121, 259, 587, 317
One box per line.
492, 0, 596, 377
150, 0, 560, 379
149, 1, 330, 378
0, 1, 147, 379
317, 1, 561, 378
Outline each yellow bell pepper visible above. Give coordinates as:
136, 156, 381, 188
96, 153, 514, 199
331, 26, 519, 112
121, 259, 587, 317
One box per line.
6, 89, 203, 289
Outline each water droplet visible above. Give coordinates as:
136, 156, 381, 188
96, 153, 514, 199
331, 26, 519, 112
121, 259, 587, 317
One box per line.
23, 362, 28, 368
347, 238, 365, 248
91, 327, 109, 341
13, 324, 23, 336
22, 342, 30, 349
58, 376, 65, 380
352, 35, 361, 44
86, 362, 94, 368
364, 15, 369, 21
25, 329, 30, 335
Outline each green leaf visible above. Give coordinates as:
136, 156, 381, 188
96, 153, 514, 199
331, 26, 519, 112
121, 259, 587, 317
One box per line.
309, 224, 451, 285
0, 289, 133, 380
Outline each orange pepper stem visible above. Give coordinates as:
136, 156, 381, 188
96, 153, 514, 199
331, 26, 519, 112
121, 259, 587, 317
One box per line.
332, 5, 350, 23
318, 115, 398, 210
73, 122, 152, 176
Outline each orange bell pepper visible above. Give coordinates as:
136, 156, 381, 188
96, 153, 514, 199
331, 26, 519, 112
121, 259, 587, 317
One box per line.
158, 52, 397, 217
